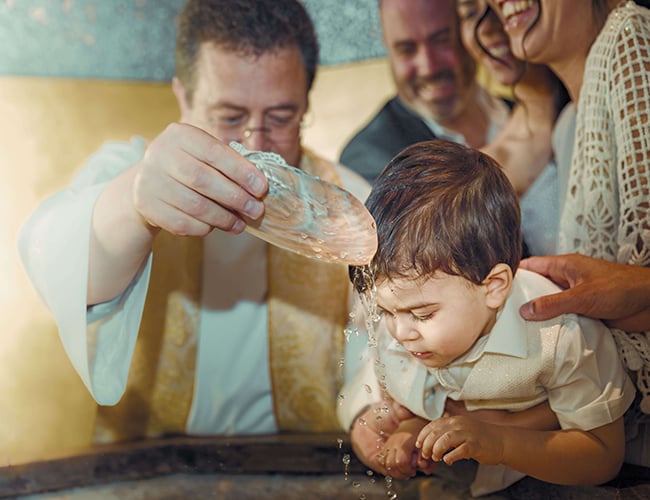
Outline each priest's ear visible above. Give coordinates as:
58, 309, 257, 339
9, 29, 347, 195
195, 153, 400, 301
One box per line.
482, 263, 513, 310
172, 76, 192, 123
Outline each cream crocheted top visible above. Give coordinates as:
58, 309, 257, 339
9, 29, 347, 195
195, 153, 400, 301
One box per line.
560, 2, 650, 416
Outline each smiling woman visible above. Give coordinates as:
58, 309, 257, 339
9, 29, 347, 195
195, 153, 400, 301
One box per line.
487, 0, 650, 470
455, 0, 567, 257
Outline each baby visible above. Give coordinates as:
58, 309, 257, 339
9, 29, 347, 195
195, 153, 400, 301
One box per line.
347, 139, 635, 495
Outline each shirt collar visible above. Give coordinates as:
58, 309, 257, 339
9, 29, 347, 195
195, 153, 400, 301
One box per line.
450, 271, 531, 366
479, 271, 532, 359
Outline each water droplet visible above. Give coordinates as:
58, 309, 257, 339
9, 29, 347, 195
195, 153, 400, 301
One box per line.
363, 384, 373, 394
337, 438, 343, 448
352, 481, 361, 488
357, 418, 367, 426
342, 453, 351, 465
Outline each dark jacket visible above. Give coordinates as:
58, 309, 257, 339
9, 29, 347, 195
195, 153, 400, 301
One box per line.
339, 97, 437, 185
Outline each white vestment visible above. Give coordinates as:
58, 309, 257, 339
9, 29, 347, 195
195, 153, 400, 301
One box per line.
19, 137, 371, 435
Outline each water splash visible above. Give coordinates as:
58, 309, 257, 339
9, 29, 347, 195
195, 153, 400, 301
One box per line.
342, 453, 351, 481
385, 476, 397, 499
342, 264, 402, 498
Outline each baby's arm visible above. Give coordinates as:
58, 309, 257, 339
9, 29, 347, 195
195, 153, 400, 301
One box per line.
416, 415, 625, 485
445, 399, 559, 430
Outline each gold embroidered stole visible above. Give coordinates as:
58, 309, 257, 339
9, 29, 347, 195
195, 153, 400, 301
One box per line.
268, 149, 349, 431
95, 148, 349, 441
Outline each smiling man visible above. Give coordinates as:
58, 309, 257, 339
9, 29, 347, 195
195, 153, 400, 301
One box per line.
339, 0, 509, 184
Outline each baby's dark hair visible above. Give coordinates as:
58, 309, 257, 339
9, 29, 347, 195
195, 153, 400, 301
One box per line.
350, 139, 522, 293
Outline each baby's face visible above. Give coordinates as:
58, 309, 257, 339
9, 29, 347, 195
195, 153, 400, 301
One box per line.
375, 271, 495, 368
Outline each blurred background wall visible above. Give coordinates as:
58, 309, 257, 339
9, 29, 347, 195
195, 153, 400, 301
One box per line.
0, 0, 395, 464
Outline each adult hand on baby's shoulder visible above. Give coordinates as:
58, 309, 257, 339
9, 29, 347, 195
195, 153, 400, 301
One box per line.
519, 254, 650, 332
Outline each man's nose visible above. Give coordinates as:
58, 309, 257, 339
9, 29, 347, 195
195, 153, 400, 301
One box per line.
415, 44, 439, 75
241, 127, 271, 151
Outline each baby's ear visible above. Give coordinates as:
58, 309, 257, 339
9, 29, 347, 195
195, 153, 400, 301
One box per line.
483, 263, 513, 309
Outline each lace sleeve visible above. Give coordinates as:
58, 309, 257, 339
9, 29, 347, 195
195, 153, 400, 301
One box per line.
608, 5, 650, 266
570, 4, 650, 428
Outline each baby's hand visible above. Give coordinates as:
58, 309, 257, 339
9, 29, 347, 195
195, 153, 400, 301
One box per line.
416, 415, 505, 466
381, 434, 418, 480
380, 417, 432, 479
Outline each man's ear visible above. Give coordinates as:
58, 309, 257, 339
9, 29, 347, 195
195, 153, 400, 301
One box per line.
172, 76, 191, 122
483, 263, 513, 309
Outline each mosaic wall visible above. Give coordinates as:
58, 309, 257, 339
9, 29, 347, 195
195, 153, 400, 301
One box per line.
0, 0, 386, 80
